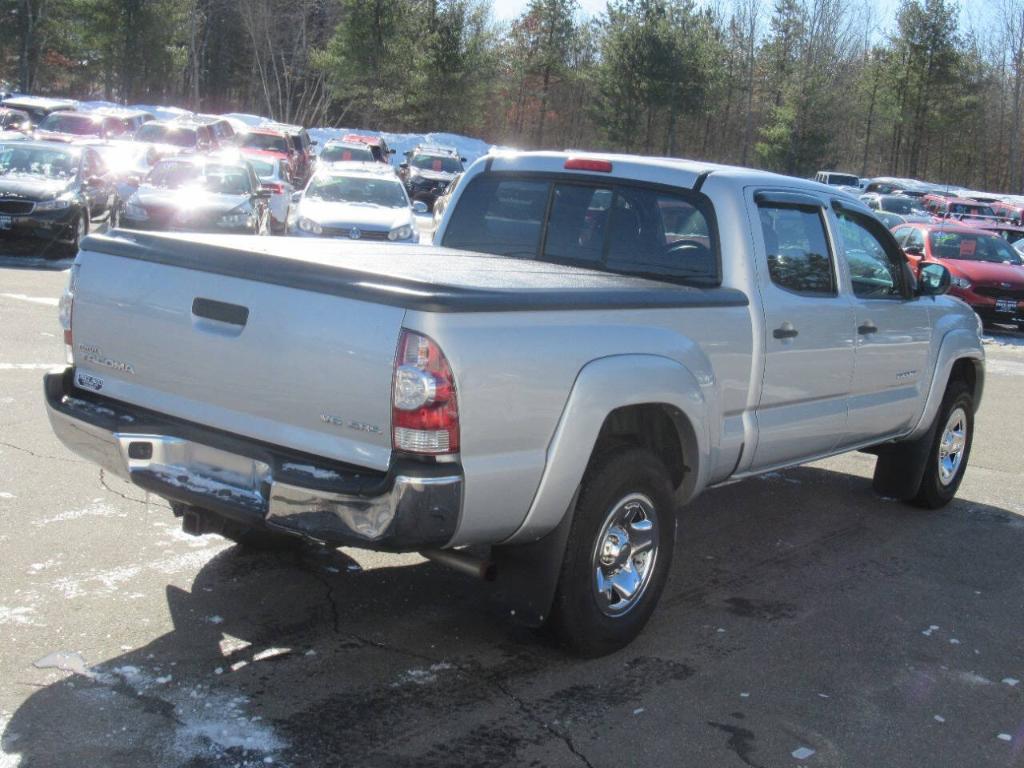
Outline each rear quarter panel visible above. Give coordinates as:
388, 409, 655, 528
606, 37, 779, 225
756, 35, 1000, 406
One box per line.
406, 305, 754, 545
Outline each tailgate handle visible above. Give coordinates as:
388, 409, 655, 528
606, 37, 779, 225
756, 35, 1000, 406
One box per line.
192, 298, 249, 327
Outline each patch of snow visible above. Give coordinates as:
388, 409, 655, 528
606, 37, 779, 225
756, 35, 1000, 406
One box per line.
1003, 677, 1020, 686
0, 606, 39, 627
792, 746, 816, 760
934, 715, 945, 723
206, 615, 224, 625
33, 500, 120, 526
393, 661, 454, 686
949, 638, 961, 645
739, 692, 750, 698
252, 647, 291, 662
281, 462, 342, 480
0, 493, 14, 500
33, 651, 93, 677
957, 671, 993, 685
998, 733, 1013, 742
0, 293, 59, 307
632, 707, 644, 715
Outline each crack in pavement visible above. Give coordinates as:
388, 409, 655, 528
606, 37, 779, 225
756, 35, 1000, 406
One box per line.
99, 469, 155, 507
303, 563, 439, 664
489, 675, 596, 768
300, 559, 594, 765
0, 439, 86, 464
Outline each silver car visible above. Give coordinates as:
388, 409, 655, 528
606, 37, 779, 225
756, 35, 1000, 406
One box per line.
290, 165, 423, 242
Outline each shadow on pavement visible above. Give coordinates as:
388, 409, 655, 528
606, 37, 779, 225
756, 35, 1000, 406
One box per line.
4, 464, 1024, 767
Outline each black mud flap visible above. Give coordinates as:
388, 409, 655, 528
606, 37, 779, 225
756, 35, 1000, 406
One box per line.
488, 492, 577, 628
871, 416, 940, 500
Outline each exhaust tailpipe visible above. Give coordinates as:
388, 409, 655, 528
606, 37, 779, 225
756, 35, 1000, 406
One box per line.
421, 548, 496, 581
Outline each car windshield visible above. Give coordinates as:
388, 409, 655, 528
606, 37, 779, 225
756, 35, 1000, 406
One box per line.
0, 110, 28, 129
951, 203, 995, 217
39, 113, 100, 135
320, 144, 374, 163
135, 123, 197, 147
147, 161, 250, 194
305, 175, 407, 207
880, 196, 916, 214
827, 174, 859, 186
246, 158, 275, 178
929, 230, 1024, 265
239, 133, 290, 153
0, 144, 77, 179
410, 153, 461, 173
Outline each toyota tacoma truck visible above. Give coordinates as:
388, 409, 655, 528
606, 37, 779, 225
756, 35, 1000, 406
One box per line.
45, 151, 984, 656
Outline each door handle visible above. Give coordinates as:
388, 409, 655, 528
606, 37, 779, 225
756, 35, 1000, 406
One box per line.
773, 325, 799, 339
857, 322, 878, 335
192, 297, 249, 326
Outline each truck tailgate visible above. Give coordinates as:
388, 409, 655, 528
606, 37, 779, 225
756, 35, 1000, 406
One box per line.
70, 249, 403, 471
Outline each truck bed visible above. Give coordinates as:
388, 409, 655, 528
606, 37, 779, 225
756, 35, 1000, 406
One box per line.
82, 231, 748, 312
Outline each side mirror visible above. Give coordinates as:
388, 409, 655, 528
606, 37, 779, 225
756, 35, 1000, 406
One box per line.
412, 200, 428, 214
388, 148, 396, 154
310, 140, 318, 146
290, 191, 302, 204
255, 189, 272, 199
904, 244, 923, 256
399, 162, 408, 169
461, 157, 467, 163
917, 262, 951, 296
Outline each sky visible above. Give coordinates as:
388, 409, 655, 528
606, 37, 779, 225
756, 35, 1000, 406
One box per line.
489, 0, 981, 39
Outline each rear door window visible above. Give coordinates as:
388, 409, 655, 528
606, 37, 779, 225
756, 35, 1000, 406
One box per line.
442, 176, 550, 256
758, 205, 836, 296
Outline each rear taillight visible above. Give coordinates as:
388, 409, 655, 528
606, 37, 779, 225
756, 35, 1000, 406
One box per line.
392, 330, 459, 454
262, 182, 285, 194
58, 264, 78, 365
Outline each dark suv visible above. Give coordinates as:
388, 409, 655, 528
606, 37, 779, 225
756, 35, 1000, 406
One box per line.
398, 145, 466, 211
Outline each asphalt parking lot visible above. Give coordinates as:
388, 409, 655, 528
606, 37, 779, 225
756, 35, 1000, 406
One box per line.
1, 251, 1023, 768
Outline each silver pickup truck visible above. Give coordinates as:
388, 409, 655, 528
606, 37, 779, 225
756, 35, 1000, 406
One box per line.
45, 151, 984, 656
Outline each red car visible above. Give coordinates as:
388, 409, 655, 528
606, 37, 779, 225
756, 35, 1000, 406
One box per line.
237, 127, 295, 172
342, 133, 394, 164
893, 222, 1024, 329
920, 193, 998, 225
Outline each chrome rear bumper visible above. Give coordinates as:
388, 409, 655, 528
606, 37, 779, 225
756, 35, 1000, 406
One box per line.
44, 370, 462, 550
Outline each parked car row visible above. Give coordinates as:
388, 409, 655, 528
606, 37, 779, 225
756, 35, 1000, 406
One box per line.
0, 91, 468, 252
813, 167, 1024, 329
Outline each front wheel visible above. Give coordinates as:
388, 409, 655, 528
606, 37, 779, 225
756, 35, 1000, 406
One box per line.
546, 446, 676, 657
910, 380, 974, 508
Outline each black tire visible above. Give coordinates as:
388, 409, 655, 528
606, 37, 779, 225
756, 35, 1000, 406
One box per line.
910, 380, 974, 509
67, 211, 87, 254
546, 446, 676, 657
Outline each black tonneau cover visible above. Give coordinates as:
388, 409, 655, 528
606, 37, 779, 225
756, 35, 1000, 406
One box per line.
82, 231, 748, 313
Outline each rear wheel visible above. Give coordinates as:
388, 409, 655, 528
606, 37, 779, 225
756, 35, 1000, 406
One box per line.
546, 446, 676, 657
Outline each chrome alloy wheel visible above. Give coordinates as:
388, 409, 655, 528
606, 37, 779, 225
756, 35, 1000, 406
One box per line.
937, 406, 968, 486
591, 493, 659, 617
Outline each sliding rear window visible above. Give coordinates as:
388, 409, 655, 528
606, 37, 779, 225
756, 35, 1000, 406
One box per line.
442, 173, 720, 285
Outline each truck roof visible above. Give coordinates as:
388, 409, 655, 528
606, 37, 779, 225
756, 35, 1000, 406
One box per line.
481, 150, 851, 200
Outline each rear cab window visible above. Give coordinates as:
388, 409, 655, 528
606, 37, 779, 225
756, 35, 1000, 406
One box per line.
442, 173, 720, 285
